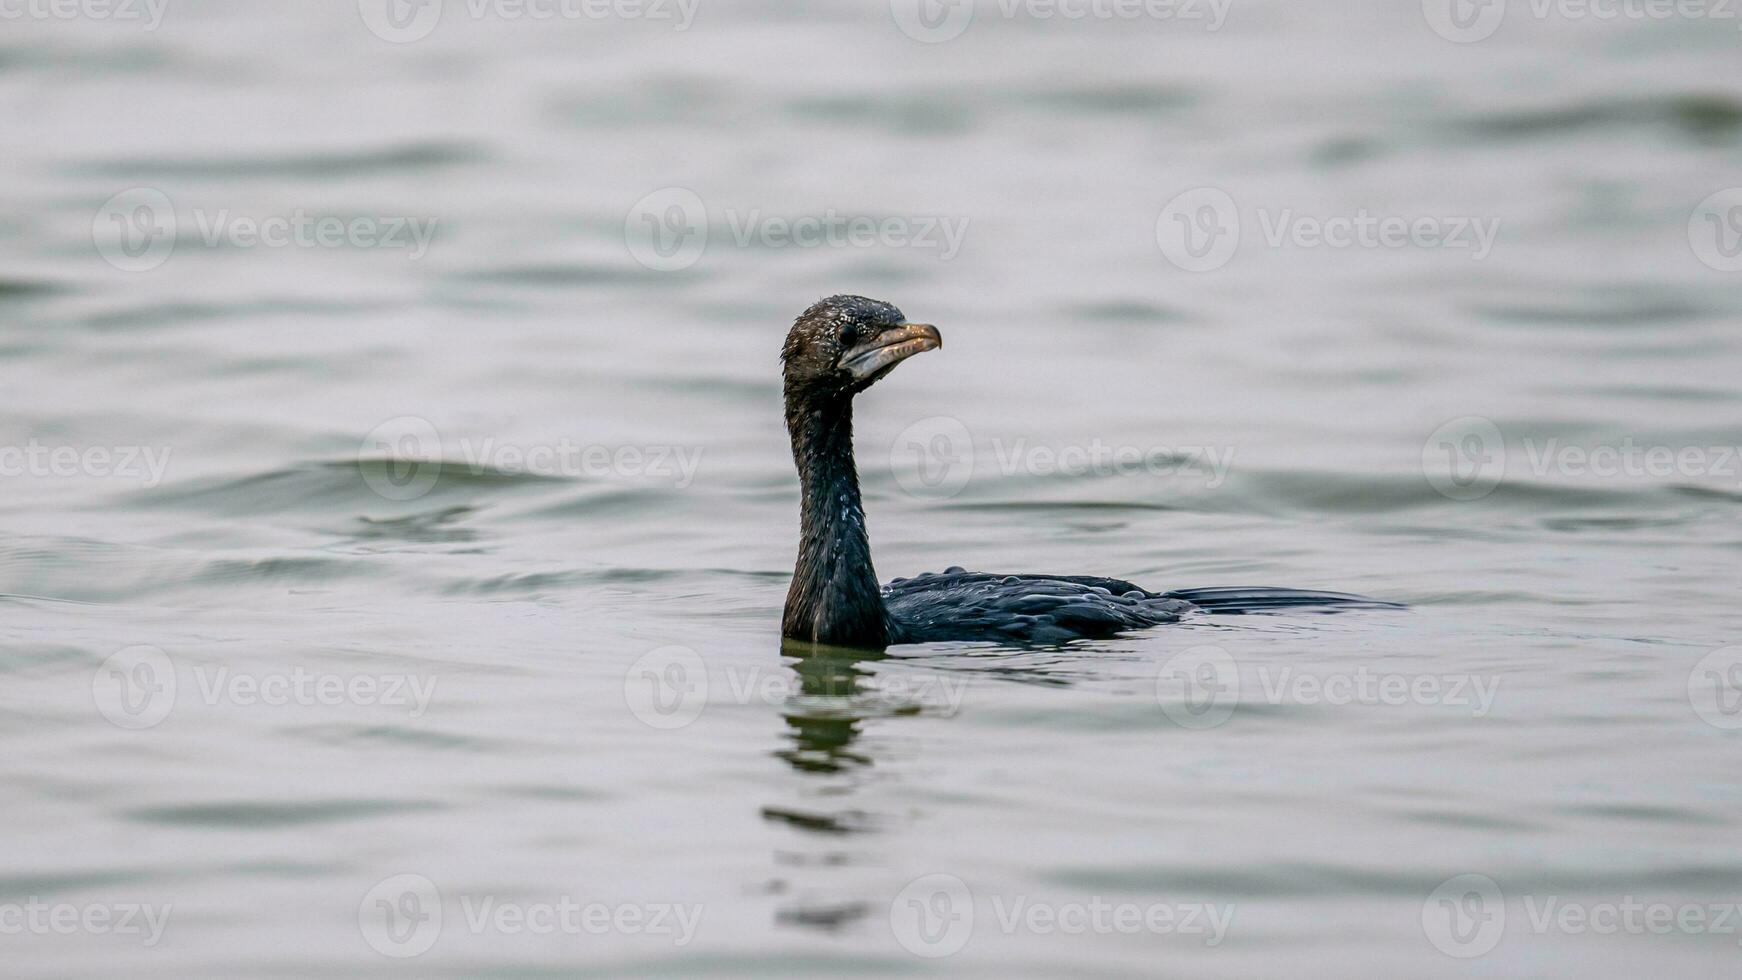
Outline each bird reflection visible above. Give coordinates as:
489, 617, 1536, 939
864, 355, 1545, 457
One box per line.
761, 640, 897, 932
772, 639, 885, 775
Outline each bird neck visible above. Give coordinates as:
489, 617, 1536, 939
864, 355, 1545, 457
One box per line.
784, 395, 889, 648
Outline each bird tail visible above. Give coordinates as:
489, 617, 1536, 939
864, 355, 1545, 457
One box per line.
1161, 587, 1404, 615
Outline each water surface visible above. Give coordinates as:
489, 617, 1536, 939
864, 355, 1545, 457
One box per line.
3, 3, 1741, 976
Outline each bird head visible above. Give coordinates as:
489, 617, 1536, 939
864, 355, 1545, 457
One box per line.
781, 295, 942, 404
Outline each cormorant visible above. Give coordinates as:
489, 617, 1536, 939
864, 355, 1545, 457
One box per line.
781, 295, 1395, 649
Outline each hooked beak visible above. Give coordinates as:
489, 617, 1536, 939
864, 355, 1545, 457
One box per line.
840, 323, 943, 382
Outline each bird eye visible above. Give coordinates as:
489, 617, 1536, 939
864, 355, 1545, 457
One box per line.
839, 324, 859, 348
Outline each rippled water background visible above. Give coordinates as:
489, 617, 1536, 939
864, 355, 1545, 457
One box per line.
4, 2, 1742, 976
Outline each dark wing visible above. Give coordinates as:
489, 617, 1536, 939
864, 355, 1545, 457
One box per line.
881, 568, 1192, 645
881, 571, 1404, 645
1159, 586, 1406, 614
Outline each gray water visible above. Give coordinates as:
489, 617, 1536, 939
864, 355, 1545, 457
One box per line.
4, 2, 1742, 977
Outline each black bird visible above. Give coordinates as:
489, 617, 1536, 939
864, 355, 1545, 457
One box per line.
781, 295, 1395, 649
